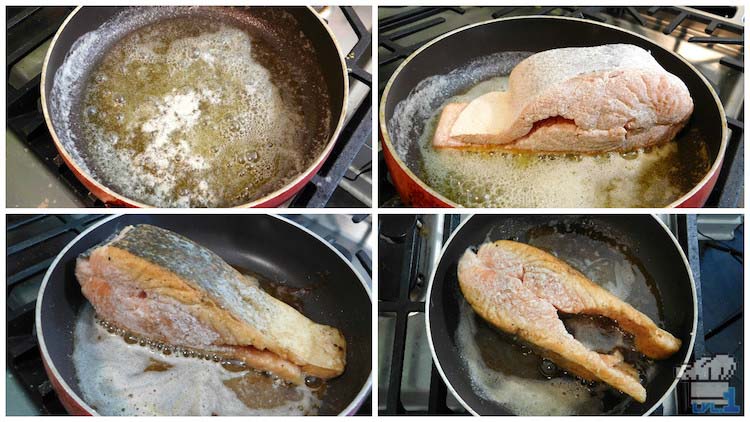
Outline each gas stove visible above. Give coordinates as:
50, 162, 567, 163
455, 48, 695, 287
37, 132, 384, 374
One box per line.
6, 6, 372, 208
6, 214, 373, 415
378, 6, 744, 207
377, 213, 743, 415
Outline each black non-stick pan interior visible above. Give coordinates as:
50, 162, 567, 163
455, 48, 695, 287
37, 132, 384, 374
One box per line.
428, 215, 694, 415
384, 17, 724, 166
37, 214, 371, 415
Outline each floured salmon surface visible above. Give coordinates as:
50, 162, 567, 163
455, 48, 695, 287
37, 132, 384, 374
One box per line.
436, 45, 694, 152
57, 9, 329, 207
74, 224, 346, 389
456, 240, 682, 410
388, 53, 711, 207
73, 305, 323, 415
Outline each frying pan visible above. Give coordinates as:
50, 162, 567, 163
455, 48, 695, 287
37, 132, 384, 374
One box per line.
41, 6, 348, 207
380, 16, 727, 208
35, 214, 372, 415
426, 214, 696, 415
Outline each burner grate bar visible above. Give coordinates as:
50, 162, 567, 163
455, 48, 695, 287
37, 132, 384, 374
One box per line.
7, 215, 101, 256
491, 7, 515, 19
662, 10, 689, 35
720, 56, 744, 71
7, 7, 42, 29
378, 300, 424, 313
624, 7, 646, 26
380, 7, 463, 32
708, 116, 744, 208
7, 258, 53, 288
7, 74, 43, 110
379, 216, 422, 414
378, 39, 423, 67
427, 364, 451, 414
387, 17, 445, 41
704, 310, 743, 340
7, 301, 37, 329
7, 215, 48, 231
6, 7, 71, 67
647, 6, 744, 36
290, 103, 372, 208
689, 36, 744, 45
728, 117, 744, 132
342, 6, 373, 87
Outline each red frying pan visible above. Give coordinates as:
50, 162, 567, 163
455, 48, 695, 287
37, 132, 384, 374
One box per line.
41, 6, 349, 207
380, 16, 727, 208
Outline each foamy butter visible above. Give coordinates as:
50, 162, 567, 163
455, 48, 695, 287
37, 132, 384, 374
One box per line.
53, 9, 316, 207
454, 300, 607, 415
72, 305, 320, 416
389, 53, 710, 208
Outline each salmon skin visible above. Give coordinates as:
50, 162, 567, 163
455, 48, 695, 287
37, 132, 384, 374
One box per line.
75, 224, 346, 384
457, 240, 682, 403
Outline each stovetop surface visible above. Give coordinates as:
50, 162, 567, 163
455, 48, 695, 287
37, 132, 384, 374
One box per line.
378, 6, 744, 208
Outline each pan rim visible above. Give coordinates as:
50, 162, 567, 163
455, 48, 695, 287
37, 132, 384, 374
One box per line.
35, 213, 373, 416
40, 5, 350, 208
378, 14, 728, 209
424, 214, 698, 416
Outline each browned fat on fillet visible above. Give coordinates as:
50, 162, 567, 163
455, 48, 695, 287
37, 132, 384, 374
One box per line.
75, 224, 346, 385
433, 44, 694, 153
457, 240, 683, 403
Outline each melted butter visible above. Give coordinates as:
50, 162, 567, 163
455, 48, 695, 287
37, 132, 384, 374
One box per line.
144, 358, 174, 372
456, 300, 614, 415
457, 300, 635, 415
73, 305, 321, 415
78, 16, 324, 207
417, 76, 711, 208
224, 372, 307, 411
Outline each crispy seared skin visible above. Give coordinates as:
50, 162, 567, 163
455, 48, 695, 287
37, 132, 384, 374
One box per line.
458, 240, 682, 403
75, 224, 346, 384
433, 44, 693, 153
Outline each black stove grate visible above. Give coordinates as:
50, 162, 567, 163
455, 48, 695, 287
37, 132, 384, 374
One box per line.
378, 214, 741, 415
378, 6, 744, 208
378, 214, 466, 415
290, 6, 373, 208
6, 6, 371, 208
6, 214, 107, 415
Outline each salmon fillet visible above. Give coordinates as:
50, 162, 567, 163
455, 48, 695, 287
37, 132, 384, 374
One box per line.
433, 44, 693, 153
458, 240, 683, 403
75, 224, 346, 384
